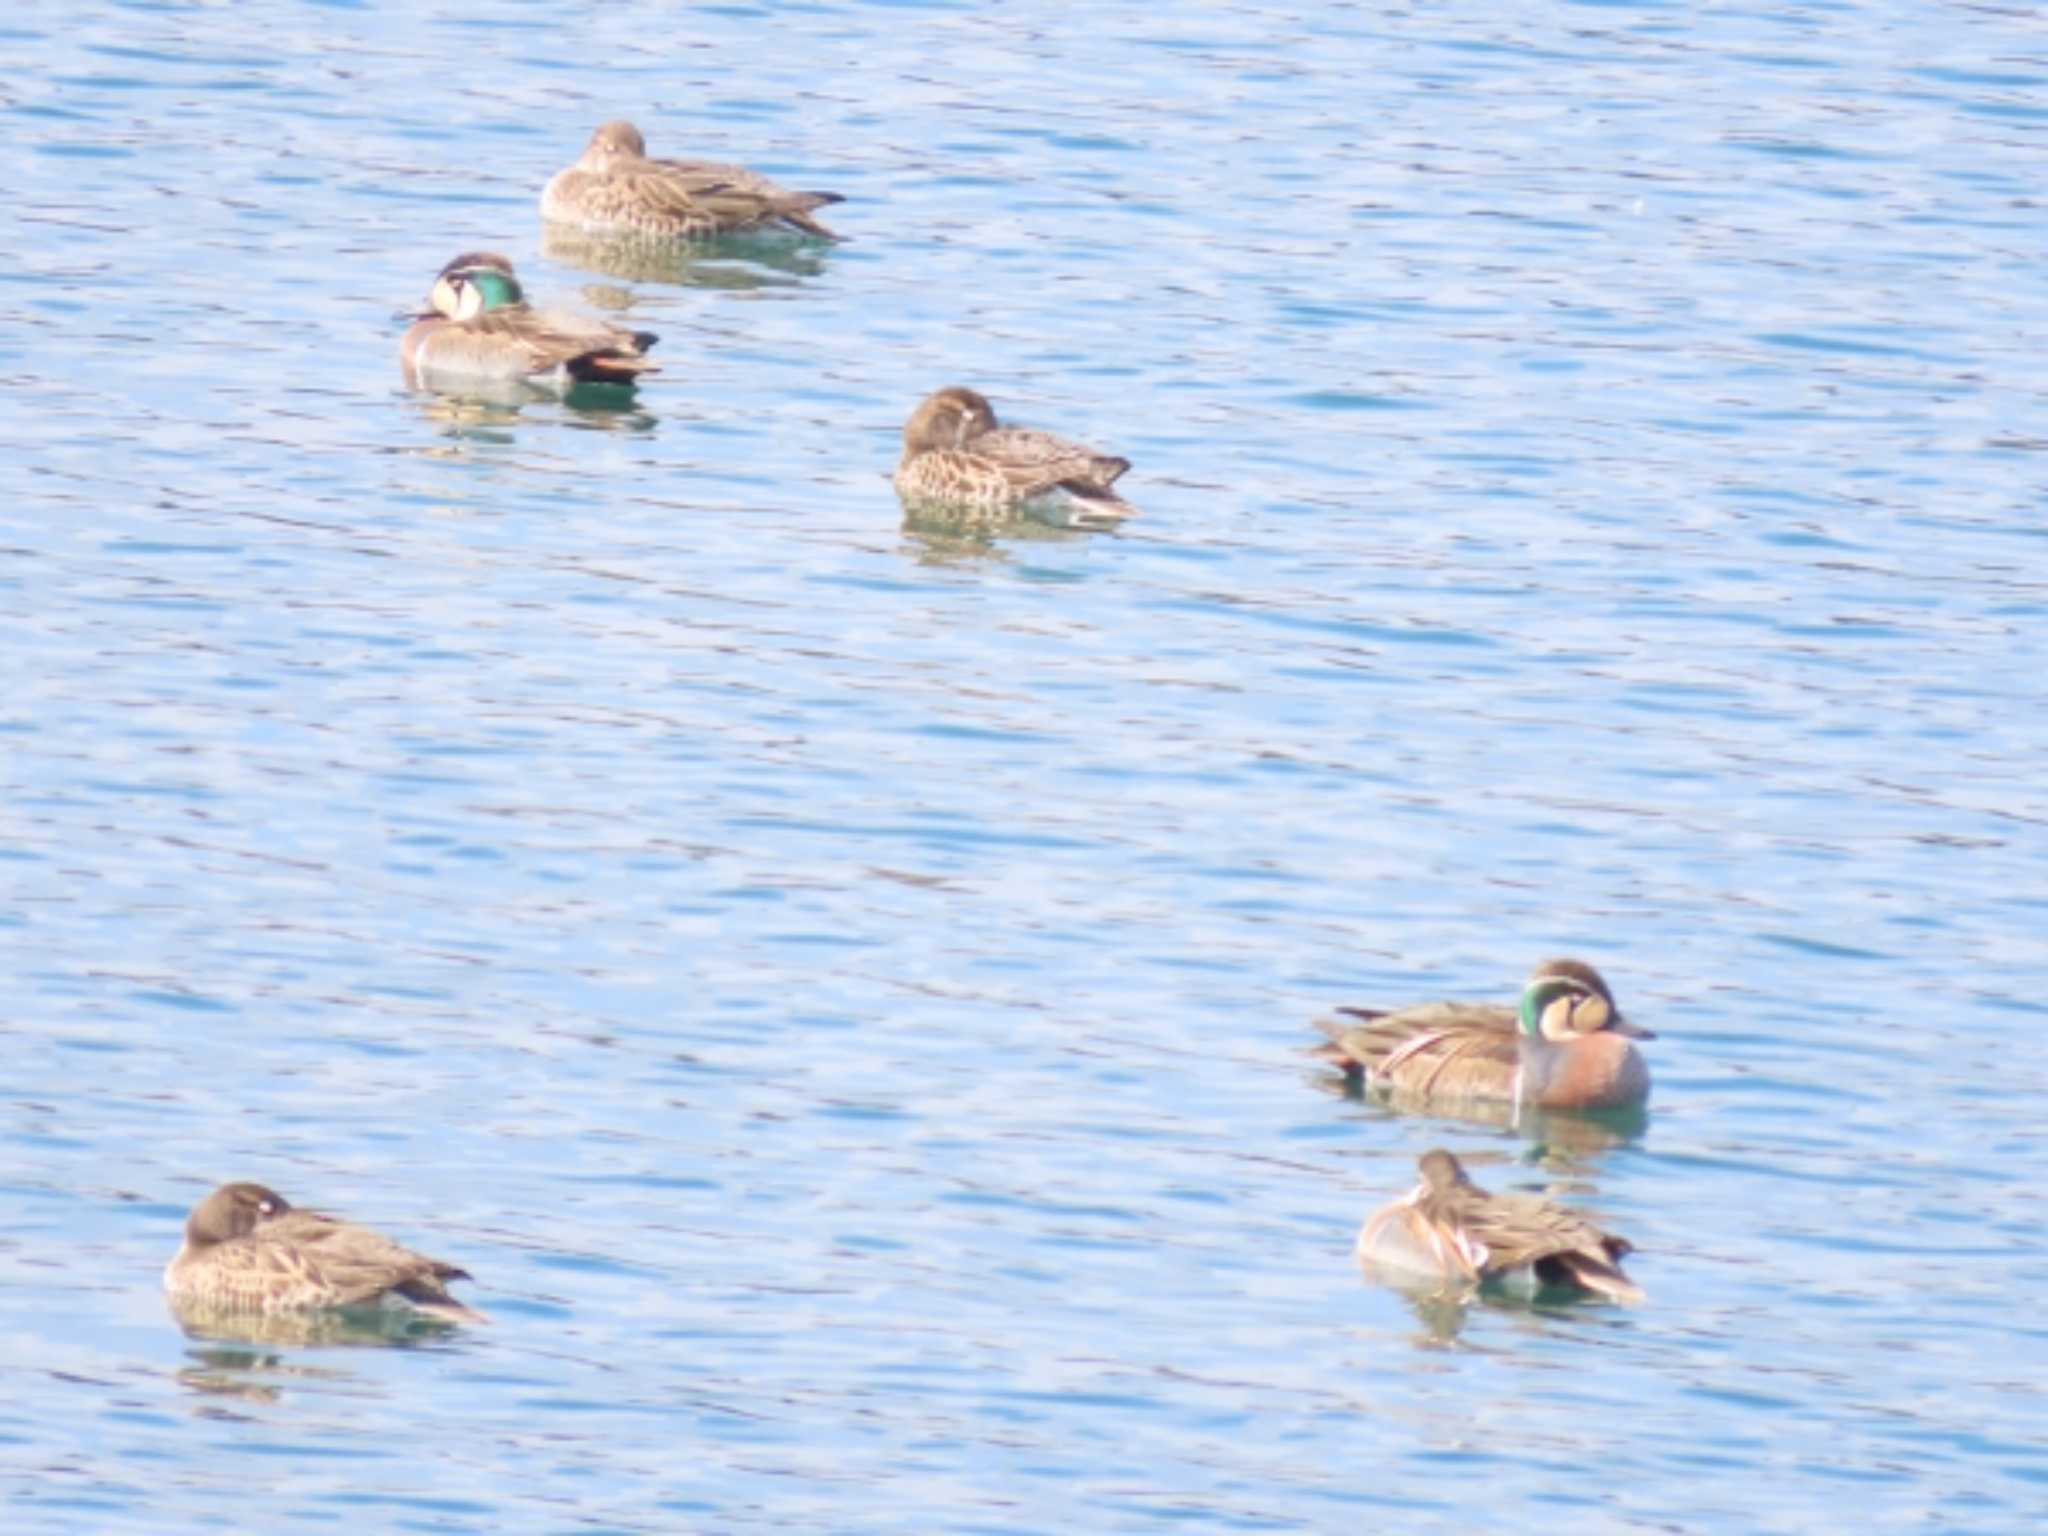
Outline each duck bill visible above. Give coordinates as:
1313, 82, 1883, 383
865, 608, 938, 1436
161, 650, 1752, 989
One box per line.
1610, 1015, 1656, 1040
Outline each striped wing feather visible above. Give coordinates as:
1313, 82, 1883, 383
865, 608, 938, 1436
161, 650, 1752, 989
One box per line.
234, 1210, 469, 1309
1312, 1001, 1520, 1096
563, 163, 839, 238
648, 157, 844, 236
1441, 1188, 1640, 1302
975, 427, 1130, 495
468, 308, 657, 383
592, 164, 712, 228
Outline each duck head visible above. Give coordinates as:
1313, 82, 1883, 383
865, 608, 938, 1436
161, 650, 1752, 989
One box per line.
425, 252, 524, 320
1517, 959, 1654, 1042
1416, 1149, 1477, 1195
185, 1181, 292, 1249
579, 119, 648, 169
903, 386, 1000, 455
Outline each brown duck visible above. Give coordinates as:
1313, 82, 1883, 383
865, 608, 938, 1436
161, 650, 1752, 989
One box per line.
164, 1181, 484, 1322
1357, 1149, 1643, 1302
1312, 958, 1653, 1112
895, 386, 1139, 529
541, 120, 844, 241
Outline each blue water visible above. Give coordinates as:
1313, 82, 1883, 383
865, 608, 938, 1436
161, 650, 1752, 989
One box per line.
4, 0, 2046, 1529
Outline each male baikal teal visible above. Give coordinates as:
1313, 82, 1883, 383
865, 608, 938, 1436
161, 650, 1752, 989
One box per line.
399, 251, 659, 390
1313, 959, 1654, 1111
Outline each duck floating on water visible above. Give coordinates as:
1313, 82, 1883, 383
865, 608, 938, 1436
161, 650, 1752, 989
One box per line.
400, 250, 659, 390
1313, 959, 1653, 1112
164, 1181, 484, 1322
1357, 1149, 1643, 1303
895, 386, 1139, 530
541, 119, 845, 241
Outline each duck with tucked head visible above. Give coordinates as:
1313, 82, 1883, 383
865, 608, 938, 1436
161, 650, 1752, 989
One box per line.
895, 386, 1139, 530
164, 1181, 484, 1322
1358, 1149, 1643, 1303
541, 120, 845, 241
1312, 958, 1653, 1112
400, 251, 659, 390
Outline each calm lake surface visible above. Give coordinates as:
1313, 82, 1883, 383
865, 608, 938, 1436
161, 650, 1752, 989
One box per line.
4, 0, 2046, 1529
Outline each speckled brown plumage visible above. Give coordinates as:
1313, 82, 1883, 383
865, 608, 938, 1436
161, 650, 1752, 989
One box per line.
894, 386, 1138, 529
541, 120, 844, 241
1357, 1150, 1642, 1302
164, 1181, 484, 1321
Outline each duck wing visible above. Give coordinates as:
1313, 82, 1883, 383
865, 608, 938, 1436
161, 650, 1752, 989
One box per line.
974, 427, 1130, 493
468, 306, 658, 384
650, 156, 845, 237
1311, 1000, 1519, 1095
1460, 1192, 1642, 1302
603, 157, 839, 238
259, 1210, 476, 1311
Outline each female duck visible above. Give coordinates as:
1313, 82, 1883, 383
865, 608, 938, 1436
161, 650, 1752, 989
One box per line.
541, 120, 844, 241
895, 386, 1139, 529
164, 1181, 483, 1321
400, 251, 658, 389
1312, 958, 1653, 1111
1358, 1149, 1642, 1302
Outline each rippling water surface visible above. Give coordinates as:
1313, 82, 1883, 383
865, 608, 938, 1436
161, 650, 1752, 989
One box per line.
5, 1, 2046, 1529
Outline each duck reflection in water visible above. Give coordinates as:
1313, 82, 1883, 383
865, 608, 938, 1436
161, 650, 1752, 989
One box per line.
1314, 1070, 1648, 1161
406, 383, 660, 443
541, 221, 829, 289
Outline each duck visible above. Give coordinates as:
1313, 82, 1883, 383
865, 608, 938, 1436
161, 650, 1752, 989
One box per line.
164, 1181, 484, 1322
1357, 1149, 1643, 1302
1312, 958, 1652, 1112
541, 120, 844, 241
894, 386, 1139, 529
400, 251, 659, 389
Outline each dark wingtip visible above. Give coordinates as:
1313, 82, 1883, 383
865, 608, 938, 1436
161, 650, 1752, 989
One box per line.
565, 353, 659, 384
1307, 1029, 1366, 1076
1540, 1250, 1644, 1304
1306, 1039, 1348, 1062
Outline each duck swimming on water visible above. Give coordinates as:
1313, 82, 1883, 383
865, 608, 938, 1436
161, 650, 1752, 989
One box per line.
164, 1181, 484, 1322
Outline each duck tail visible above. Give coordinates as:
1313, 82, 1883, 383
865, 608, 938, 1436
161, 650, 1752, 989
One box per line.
1062, 484, 1137, 529
399, 1265, 490, 1323
1546, 1251, 1644, 1304
773, 191, 845, 240
1090, 454, 1132, 487
566, 351, 661, 385
411, 1296, 492, 1324
1307, 1016, 1369, 1076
